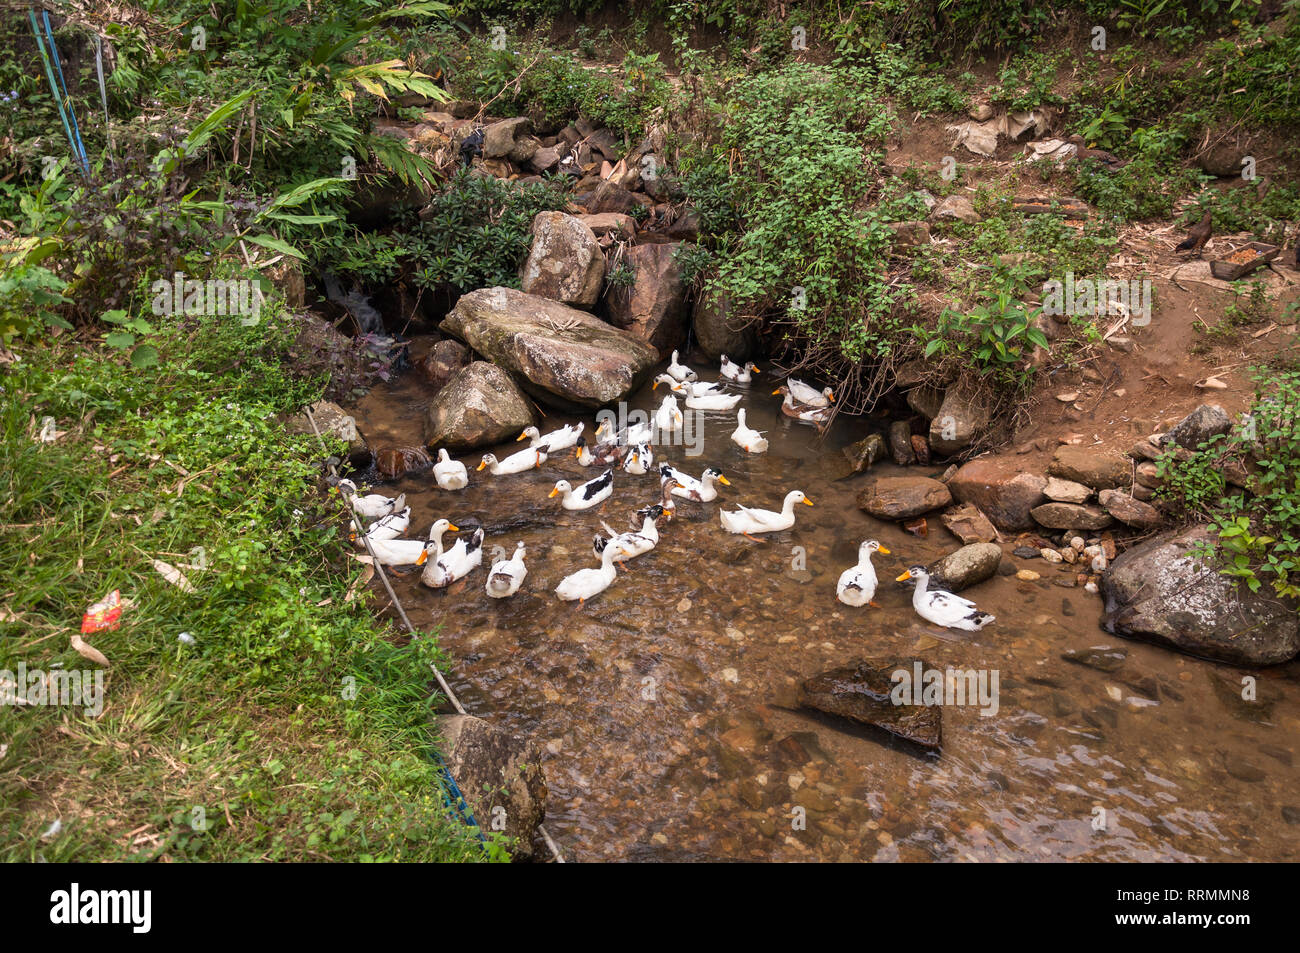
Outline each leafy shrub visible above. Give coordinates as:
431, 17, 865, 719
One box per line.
405, 168, 568, 295
1159, 368, 1300, 600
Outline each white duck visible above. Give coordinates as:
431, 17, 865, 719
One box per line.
550, 469, 614, 510
659, 463, 730, 502
595, 416, 652, 447
895, 566, 995, 631
720, 490, 812, 538
774, 386, 834, 424
653, 374, 725, 398
353, 506, 410, 545
365, 519, 455, 570
622, 443, 654, 475
517, 422, 584, 453
555, 542, 621, 603
837, 540, 891, 608
655, 394, 684, 433
593, 504, 665, 564
670, 379, 742, 412
478, 447, 546, 476
719, 355, 760, 383
576, 436, 623, 468
666, 350, 697, 383
433, 449, 468, 490
731, 409, 768, 453
786, 378, 835, 408
336, 480, 405, 520
422, 526, 485, 588
485, 542, 527, 598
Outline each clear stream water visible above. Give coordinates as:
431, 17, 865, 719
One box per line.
353, 348, 1300, 862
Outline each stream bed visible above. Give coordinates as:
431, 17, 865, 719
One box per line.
353, 353, 1300, 862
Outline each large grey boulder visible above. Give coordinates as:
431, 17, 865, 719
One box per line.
929, 381, 992, 456
441, 287, 659, 409
927, 542, 1002, 592
519, 212, 605, 308
423, 361, 534, 449
1162, 404, 1233, 450
438, 714, 548, 859
1102, 525, 1300, 665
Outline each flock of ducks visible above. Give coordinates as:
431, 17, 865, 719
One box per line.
334, 351, 996, 629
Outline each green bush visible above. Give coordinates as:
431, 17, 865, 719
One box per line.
1159, 367, 1300, 600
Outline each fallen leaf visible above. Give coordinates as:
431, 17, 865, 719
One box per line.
152, 559, 195, 593
70, 634, 110, 668
1056, 392, 1079, 402
346, 563, 376, 602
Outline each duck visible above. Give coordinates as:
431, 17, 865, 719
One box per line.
433, 449, 468, 490
335, 480, 406, 519
485, 541, 527, 598
352, 506, 410, 545
659, 463, 730, 502
719, 355, 760, 383
517, 422, 584, 453
595, 416, 652, 447
786, 378, 834, 408
665, 349, 697, 383
593, 504, 665, 564
895, 566, 995, 630
550, 469, 614, 510
657, 475, 680, 519
653, 374, 726, 397
478, 446, 546, 476
731, 408, 768, 453
575, 435, 623, 467
366, 518, 456, 571
837, 540, 890, 608
622, 443, 654, 475
555, 542, 621, 603
422, 526, 485, 588
720, 490, 812, 538
669, 380, 742, 412
774, 387, 834, 426
655, 394, 684, 433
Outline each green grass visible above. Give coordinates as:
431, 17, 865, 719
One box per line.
0, 310, 493, 861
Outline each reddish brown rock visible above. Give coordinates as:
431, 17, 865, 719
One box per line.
604, 242, 689, 357
947, 457, 1048, 531
1030, 502, 1114, 531
1048, 446, 1131, 490
857, 476, 952, 520
940, 503, 999, 544
1098, 489, 1163, 530
375, 445, 432, 480
418, 338, 470, 394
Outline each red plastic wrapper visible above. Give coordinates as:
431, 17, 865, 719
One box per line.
81, 589, 123, 634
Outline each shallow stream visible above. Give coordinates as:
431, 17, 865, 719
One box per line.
353, 349, 1300, 862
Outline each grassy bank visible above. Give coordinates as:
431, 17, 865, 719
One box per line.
0, 311, 489, 861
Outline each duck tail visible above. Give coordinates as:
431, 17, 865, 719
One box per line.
971, 611, 996, 628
